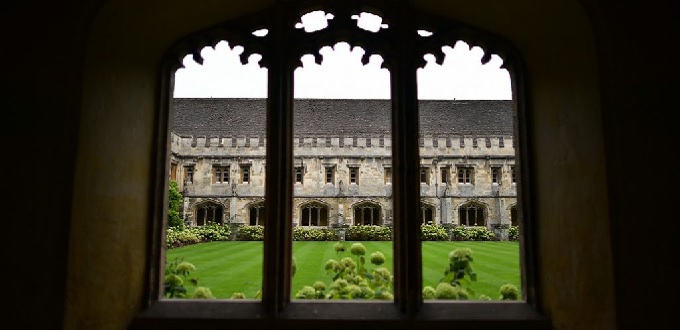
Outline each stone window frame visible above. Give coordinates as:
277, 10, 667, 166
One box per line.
212, 164, 230, 184
456, 165, 475, 185
348, 165, 360, 185
419, 166, 430, 185
183, 165, 194, 184
138, 0, 543, 327
324, 165, 335, 185
384, 166, 392, 185
491, 165, 502, 185
440, 166, 450, 184
294, 166, 304, 184
240, 164, 251, 184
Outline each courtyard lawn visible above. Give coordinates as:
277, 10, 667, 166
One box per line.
165, 241, 520, 300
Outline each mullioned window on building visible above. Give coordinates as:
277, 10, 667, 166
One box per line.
184, 166, 194, 184
457, 167, 474, 184
213, 166, 230, 184
241, 165, 250, 183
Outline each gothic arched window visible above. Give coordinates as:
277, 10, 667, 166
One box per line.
300, 202, 328, 226
419, 202, 435, 224
153, 0, 536, 324
195, 202, 224, 226
459, 201, 487, 226
249, 201, 265, 226
353, 201, 382, 226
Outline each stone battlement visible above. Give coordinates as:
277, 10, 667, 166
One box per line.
171, 132, 515, 158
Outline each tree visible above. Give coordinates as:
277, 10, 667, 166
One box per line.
168, 181, 184, 229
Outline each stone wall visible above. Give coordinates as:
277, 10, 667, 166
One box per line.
171, 131, 518, 229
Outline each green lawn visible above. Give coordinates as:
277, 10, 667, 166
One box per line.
165, 241, 520, 300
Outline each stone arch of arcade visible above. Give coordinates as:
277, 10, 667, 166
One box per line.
245, 199, 265, 226
297, 199, 330, 226
457, 200, 488, 226
351, 200, 383, 226
419, 201, 436, 224
192, 199, 227, 226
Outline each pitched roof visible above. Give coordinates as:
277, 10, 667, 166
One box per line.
171, 98, 513, 137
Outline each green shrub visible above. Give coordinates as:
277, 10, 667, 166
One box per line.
166, 227, 200, 248
236, 225, 264, 241
420, 223, 449, 241
422, 286, 437, 300
499, 284, 519, 300
230, 292, 247, 299
190, 222, 231, 242
422, 247, 477, 300
166, 222, 230, 248
167, 181, 185, 229
434, 282, 469, 300
508, 226, 519, 241
192, 287, 214, 299
333, 242, 346, 255
452, 226, 495, 241
164, 257, 212, 299
293, 226, 339, 241
346, 225, 392, 241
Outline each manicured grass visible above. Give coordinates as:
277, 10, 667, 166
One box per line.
166, 241, 520, 300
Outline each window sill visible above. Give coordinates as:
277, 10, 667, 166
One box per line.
130, 300, 550, 330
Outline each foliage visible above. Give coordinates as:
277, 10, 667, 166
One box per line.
235, 225, 264, 241
333, 241, 346, 256
166, 227, 200, 248
422, 247, 477, 300
345, 225, 392, 241
230, 292, 246, 299
166, 222, 517, 247
294, 242, 394, 300
499, 284, 519, 300
163, 257, 213, 299
293, 226, 339, 241
168, 181, 185, 229
508, 226, 519, 241
420, 223, 450, 241
451, 226, 495, 241
166, 222, 231, 248
192, 222, 231, 242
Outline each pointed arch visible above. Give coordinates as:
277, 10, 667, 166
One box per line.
457, 200, 488, 226
351, 200, 383, 226
298, 199, 330, 226
419, 201, 436, 224
508, 203, 518, 227
245, 199, 266, 226
193, 199, 225, 226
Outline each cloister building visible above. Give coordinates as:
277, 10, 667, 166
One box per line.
170, 98, 517, 229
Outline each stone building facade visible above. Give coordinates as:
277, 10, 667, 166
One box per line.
169, 98, 517, 230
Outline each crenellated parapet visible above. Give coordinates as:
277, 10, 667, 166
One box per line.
170, 132, 515, 158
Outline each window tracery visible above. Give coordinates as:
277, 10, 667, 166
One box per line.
151, 0, 536, 325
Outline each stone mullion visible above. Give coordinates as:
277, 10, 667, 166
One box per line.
262, 4, 295, 315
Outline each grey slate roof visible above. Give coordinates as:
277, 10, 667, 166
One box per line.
171, 98, 513, 137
